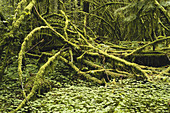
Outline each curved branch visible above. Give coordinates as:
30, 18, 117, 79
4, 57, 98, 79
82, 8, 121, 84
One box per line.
14, 50, 63, 113
18, 26, 49, 104
34, 6, 79, 49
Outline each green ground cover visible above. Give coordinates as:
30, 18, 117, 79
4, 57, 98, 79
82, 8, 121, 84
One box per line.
0, 69, 169, 113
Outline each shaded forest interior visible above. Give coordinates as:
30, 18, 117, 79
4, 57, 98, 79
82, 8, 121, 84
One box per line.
0, 0, 170, 112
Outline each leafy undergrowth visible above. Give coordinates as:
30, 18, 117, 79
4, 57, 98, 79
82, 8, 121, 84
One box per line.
17, 80, 169, 113
0, 60, 169, 112
1, 77, 169, 113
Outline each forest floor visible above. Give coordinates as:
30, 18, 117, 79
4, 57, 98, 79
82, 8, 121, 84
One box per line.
0, 64, 169, 113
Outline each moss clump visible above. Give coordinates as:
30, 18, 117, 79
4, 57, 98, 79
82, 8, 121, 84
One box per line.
24, 75, 51, 99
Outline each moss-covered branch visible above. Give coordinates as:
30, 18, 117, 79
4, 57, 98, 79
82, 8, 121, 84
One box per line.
96, 48, 150, 81
71, 28, 150, 81
16, 26, 48, 113
13, 50, 62, 113
60, 10, 69, 40
12, 0, 37, 32
79, 43, 150, 81
34, 6, 79, 49
125, 36, 170, 57
18, 26, 48, 98
59, 56, 103, 84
